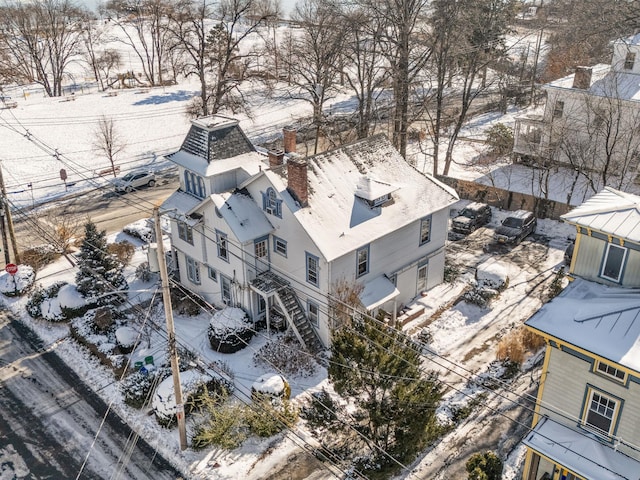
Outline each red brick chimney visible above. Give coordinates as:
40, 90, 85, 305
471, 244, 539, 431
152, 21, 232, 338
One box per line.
572, 66, 593, 89
268, 149, 284, 168
283, 126, 297, 153
287, 155, 308, 207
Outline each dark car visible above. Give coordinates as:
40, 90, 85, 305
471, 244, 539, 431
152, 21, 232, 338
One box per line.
494, 210, 537, 245
451, 202, 492, 234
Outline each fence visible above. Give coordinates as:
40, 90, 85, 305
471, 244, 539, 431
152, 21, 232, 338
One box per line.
436, 175, 573, 220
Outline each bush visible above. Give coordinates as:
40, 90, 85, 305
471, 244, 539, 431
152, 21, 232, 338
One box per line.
107, 240, 135, 265
192, 392, 248, 450
485, 123, 513, 157
466, 451, 502, 480
521, 328, 545, 352
26, 281, 67, 319
246, 397, 298, 438
301, 389, 342, 432
253, 332, 318, 377
121, 368, 170, 409
208, 307, 255, 354
136, 262, 152, 282
20, 245, 59, 272
496, 332, 525, 365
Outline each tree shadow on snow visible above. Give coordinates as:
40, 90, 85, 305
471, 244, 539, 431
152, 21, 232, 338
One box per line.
133, 90, 196, 105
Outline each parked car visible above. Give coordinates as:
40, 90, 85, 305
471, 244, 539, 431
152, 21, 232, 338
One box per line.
451, 202, 492, 234
493, 210, 537, 245
113, 171, 156, 193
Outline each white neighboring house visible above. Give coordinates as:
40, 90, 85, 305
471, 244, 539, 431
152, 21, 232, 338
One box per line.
513, 35, 640, 184
161, 115, 458, 351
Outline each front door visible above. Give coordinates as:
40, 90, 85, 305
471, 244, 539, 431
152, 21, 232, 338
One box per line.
255, 236, 269, 273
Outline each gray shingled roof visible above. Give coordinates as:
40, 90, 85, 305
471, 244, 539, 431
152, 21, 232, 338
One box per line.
180, 122, 255, 162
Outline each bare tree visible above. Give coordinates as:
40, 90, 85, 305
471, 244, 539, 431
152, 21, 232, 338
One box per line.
0, 0, 86, 97
281, 0, 345, 154
93, 116, 127, 177
79, 11, 108, 90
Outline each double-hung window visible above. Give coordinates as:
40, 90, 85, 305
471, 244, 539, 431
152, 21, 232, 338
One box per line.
356, 245, 369, 278
216, 230, 229, 261
208, 266, 218, 282
177, 221, 193, 244
221, 275, 232, 304
306, 252, 319, 286
308, 300, 319, 326
186, 255, 200, 284
600, 243, 627, 283
582, 387, 620, 437
419, 216, 431, 245
273, 236, 287, 257
553, 100, 564, 119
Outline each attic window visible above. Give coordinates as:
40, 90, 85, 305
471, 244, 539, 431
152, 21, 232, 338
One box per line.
370, 194, 391, 207
625, 52, 636, 70
355, 176, 397, 208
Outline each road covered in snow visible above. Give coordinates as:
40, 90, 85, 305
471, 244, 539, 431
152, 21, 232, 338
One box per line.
0, 310, 182, 479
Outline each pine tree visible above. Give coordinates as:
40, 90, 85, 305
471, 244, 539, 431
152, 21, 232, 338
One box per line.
329, 316, 441, 476
75, 220, 128, 306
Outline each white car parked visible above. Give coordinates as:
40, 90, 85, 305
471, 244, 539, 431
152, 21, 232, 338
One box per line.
113, 171, 156, 193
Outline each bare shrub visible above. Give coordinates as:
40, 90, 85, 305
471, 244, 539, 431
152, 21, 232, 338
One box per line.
253, 331, 318, 378
521, 328, 546, 351
496, 331, 525, 365
107, 240, 135, 265
21, 245, 59, 272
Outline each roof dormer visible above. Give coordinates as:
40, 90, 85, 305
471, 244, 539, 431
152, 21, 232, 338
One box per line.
180, 114, 255, 162
355, 176, 398, 208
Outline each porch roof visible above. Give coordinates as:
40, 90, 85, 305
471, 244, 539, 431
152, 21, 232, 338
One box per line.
160, 190, 204, 225
523, 417, 640, 480
359, 275, 399, 311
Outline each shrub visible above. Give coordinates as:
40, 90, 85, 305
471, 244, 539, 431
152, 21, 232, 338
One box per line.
521, 328, 545, 352
548, 267, 566, 299
136, 262, 152, 282
26, 281, 67, 319
496, 332, 525, 365
208, 307, 254, 354
121, 368, 170, 409
253, 332, 318, 377
485, 123, 513, 157
192, 392, 248, 450
20, 245, 59, 272
444, 261, 460, 283
107, 240, 135, 265
246, 397, 298, 437
301, 388, 342, 432
466, 451, 502, 480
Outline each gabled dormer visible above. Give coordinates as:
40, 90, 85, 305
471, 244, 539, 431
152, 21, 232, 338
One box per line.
612, 34, 640, 75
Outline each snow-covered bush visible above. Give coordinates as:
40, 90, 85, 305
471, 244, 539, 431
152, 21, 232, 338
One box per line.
152, 370, 229, 427
121, 368, 170, 409
135, 262, 152, 282
464, 259, 509, 307
207, 307, 254, 353
41, 284, 88, 321
26, 281, 66, 319
251, 373, 291, 401
123, 219, 153, 243
115, 325, 139, 353
0, 265, 35, 297
252, 331, 318, 377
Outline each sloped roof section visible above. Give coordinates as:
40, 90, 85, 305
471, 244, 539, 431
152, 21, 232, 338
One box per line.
262, 134, 459, 261
180, 115, 255, 162
211, 192, 274, 244
561, 187, 640, 242
525, 278, 640, 373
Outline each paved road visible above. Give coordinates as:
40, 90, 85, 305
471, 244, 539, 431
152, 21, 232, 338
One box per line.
0, 310, 183, 479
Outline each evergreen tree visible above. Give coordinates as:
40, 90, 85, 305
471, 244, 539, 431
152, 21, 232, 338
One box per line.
329, 316, 441, 476
466, 451, 503, 480
75, 220, 127, 306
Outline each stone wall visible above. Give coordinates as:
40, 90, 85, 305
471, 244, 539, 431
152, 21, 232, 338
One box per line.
437, 176, 572, 220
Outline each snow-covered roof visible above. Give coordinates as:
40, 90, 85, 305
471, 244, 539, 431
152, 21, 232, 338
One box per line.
545, 64, 640, 102
561, 187, 640, 243
166, 149, 265, 178
523, 416, 640, 480
525, 278, 640, 372
160, 189, 204, 225
210, 192, 274, 244
359, 275, 400, 310
261, 134, 458, 262
545, 64, 610, 90
354, 176, 398, 201
617, 34, 640, 47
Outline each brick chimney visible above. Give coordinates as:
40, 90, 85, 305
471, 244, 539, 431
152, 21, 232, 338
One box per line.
572, 66, 593, 89
283, 126, 297, 153
268, 149, 284, 168
287, 155, 308, 207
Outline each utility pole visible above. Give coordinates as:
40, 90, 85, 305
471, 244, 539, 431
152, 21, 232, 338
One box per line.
0, 163, 20, 264
153, 207, 187, 450
0, 207, 9, 265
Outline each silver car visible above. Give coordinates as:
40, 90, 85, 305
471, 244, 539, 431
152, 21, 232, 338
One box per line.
113, 171, 156, 193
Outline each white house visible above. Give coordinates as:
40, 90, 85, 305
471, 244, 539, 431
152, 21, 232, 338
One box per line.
161, 115, 458, 351
513, 35, 640, 181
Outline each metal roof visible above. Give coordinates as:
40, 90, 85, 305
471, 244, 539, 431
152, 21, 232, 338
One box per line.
561, 187, 640, 243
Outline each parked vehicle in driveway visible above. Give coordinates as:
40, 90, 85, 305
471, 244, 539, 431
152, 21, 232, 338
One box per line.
113, 171, 156, 193
494, 210, 537, 244
451, 202, 492, 234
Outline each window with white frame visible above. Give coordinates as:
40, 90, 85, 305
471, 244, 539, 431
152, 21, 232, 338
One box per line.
177, 221, 193, 244
625, 52, 636, 70
553, 100, 565, 119
221, 275, 232, 304
583, 388, 620, 436
262, 187, 282, 218
186, 256, 200, 284
417, 261, 428, 292
184, 171, 205, 198
419, 216, 431, 245
600, 243, 627, 282
308, 300, 319, 326
306, 252, 319, 286
216, 230, 229, 261
356, 245, 369, 277
595, 360, 626, 383
208, 266, 218, 282
273, 236, 287, 257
